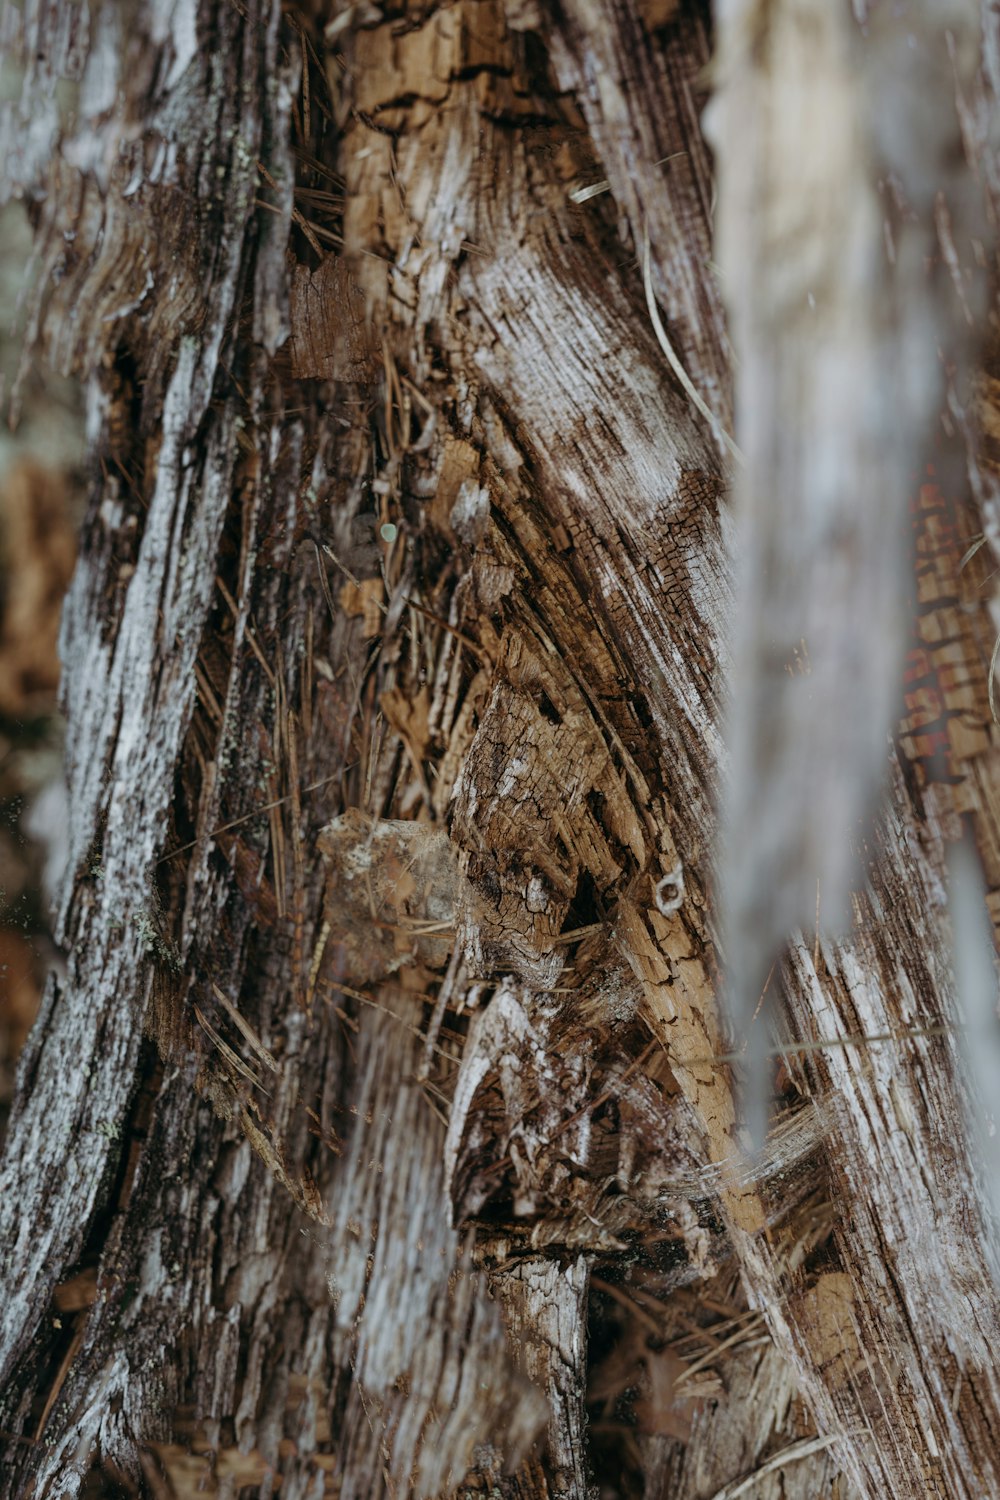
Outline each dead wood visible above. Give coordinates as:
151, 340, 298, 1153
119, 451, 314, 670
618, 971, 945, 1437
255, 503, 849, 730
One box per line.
0, 2, 999, 1499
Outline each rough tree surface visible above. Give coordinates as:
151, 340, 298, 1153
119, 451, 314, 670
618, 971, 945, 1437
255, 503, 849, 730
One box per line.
1, 2, 1000, 1499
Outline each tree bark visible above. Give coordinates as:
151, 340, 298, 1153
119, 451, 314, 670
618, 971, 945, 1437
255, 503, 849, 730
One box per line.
1, 2, 999, 1499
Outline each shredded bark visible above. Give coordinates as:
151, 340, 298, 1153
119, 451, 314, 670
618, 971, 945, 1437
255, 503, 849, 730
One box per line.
0, 2, 999, 1499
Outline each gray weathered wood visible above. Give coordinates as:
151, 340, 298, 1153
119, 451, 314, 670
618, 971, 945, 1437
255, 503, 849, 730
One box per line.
1, 1, 1000, 1498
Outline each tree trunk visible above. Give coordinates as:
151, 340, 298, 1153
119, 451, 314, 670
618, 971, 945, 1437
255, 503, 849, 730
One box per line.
2, 2, 1000, 1498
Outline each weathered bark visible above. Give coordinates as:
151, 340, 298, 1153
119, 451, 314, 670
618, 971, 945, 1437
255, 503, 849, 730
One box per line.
1, 2, 1000, 1499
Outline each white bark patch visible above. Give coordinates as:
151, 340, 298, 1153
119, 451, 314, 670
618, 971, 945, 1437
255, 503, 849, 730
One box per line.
949, 832, 1000, 1271
153, 0, 200, 90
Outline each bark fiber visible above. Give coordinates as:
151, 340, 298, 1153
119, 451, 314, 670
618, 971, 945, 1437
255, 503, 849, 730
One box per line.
1, 2, 1000, 1499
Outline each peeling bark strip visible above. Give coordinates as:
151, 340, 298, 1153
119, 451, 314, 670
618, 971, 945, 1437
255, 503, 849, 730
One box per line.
708, 0, 989, 1137
2, 0, 1000, 1498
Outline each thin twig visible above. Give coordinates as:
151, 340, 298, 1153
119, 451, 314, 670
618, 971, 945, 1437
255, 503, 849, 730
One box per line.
672, 1315, 765, 1389
959, 533, 986, 572
211, 982, 279, 1072
705, 1432, 841, 1500
569, 179, 610, 204
641, 228, 742, 466
156, 771, 343, 863
590, 1275, 663, 1336
712, 1020, 967, 1067
570, 153, 687, 204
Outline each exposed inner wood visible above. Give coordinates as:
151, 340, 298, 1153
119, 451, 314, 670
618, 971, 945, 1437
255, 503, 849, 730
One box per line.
0, 2, 999, 1499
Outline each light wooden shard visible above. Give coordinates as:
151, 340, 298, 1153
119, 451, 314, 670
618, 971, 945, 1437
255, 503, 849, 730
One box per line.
707, 0, 985, 1138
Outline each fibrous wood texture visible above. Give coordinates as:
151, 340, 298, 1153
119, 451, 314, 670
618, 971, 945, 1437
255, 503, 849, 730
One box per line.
1, 1, 1000, 1499
710, 0, 991, 1137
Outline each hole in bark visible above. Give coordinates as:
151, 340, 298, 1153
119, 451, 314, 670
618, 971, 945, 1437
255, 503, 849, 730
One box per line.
632, 694, 654, 732
81, 1457, 138, 1500
536, 690, 561, 725
654, 866, 684, 916
585, 787, 605, 824
561, 868, 601, 935
585, 1278, 647, 1500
